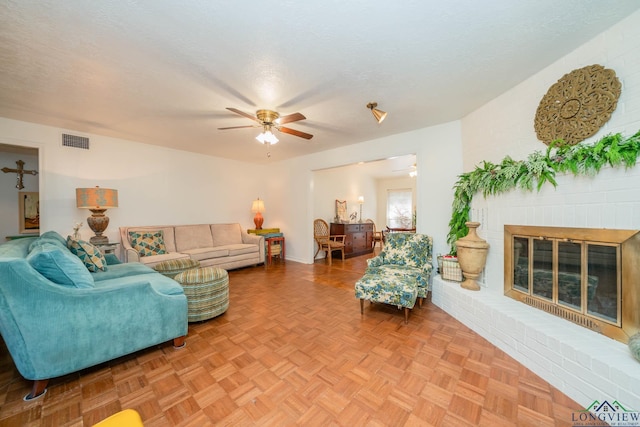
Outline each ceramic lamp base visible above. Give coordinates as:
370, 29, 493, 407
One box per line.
87, 209, 110, 244
253, 212, 264, 230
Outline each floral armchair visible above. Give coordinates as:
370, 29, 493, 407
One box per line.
355, 232, 433, 323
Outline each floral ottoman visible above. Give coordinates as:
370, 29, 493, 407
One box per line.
355, 266, 420, 324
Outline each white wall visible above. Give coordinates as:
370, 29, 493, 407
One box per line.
0, 150, 39, 238
0, 118, 267, 245
433, 10, 640, 410
271, 121, 462, 264
0, 118, 463, 266
313, 164, 378, 225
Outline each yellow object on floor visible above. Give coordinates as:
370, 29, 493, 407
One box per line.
93, 409, 143, 427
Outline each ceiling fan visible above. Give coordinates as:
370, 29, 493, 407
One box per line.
393, 163, 417, 172
218, 108, 313, 143
393, 163, 418, 177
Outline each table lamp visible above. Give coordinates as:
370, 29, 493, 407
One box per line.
76, 186, 118, 244
251, 198, 265, 230
358, 196, 364, 222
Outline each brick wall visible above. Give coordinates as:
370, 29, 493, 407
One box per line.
433, 10, 640, 411
433, 164, 640, 409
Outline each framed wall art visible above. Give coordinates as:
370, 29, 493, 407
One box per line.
335, 199, 347, 223
19, 191, 39, 234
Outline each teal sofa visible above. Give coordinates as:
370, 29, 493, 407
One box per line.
0, 231, 188, 400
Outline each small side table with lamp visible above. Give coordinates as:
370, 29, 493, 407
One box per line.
249, 198, 285, 265
248, 228, 285, 265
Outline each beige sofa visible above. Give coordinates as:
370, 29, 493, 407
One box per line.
119, 223, 264, 270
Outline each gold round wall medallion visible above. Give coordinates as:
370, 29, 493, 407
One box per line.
534, 64, 621, 146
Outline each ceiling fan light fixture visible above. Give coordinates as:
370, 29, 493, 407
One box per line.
222, 108, 313, 141
367, 102, 387, 124
256, 126, 279, 145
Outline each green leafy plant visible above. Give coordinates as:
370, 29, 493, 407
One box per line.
447, 130, 640, 254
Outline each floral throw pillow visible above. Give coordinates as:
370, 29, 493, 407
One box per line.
66, 237, 107, 272
129, 231, 167, 257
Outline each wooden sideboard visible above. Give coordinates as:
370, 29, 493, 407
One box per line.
330, 223, 373, 258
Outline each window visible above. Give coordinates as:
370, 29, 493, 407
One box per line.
386, 189, 413, 228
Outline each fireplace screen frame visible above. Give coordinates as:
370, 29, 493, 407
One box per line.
504, 225, 640, 344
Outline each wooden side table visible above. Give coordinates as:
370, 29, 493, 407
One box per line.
265, 236, 285, 265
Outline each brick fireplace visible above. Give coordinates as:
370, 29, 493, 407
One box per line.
431, 164, 640, 410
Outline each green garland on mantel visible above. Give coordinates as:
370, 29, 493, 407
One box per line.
447, 130, 640, 255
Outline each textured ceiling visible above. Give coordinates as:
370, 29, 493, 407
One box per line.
0, 1, 638, 164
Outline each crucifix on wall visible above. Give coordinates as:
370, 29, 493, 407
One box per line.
2, 160, 38, 190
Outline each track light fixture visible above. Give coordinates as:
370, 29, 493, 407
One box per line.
367, 102, 387, 124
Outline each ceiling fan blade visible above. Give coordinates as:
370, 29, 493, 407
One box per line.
218, 125, 256, 130
277, 112, 306, 124
277, 126, 313, 140
226, 107, 260, 122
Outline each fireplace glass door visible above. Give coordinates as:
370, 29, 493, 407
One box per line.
586, 244, 618, 323
531, 238, 553, 300
505, 225, 638, 344
557, 241, 581, 310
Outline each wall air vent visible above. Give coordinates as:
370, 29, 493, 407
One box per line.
62, 134, 90, 150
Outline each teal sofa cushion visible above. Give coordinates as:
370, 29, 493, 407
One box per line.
0, 237, 36, 257
92, 262, 157, 282
28, 231, 68, 252
27, 243, 94, 288
103, 253, 121, 265
94, 273, 185, 296
67, 238, 107, 272
39, 230, 68, 246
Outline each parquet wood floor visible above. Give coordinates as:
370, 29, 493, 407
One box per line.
0, 252, 590, 426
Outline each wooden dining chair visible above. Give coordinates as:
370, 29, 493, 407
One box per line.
366, 219, 384, 249
313, 219, 346, 265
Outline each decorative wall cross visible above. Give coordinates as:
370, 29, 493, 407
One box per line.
2, 160, 38, 190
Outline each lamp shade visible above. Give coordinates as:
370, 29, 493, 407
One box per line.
358, 196, 364, 204
256, 130, 279, 145
251, 198, 265, 213
371, 108, 387, 124
76, 187, 118, 209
